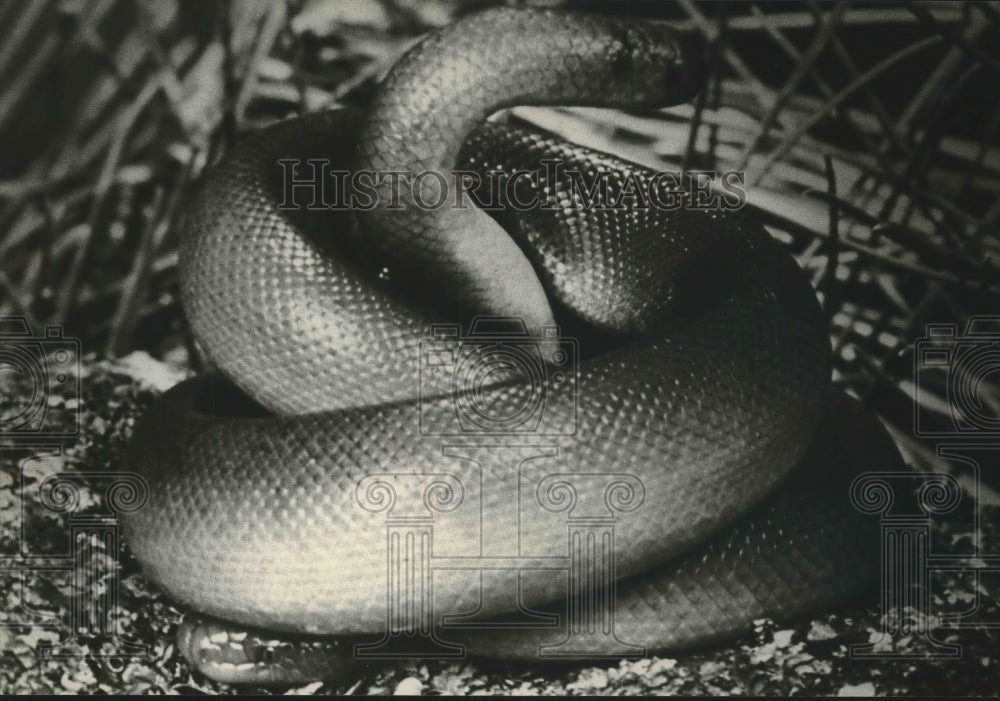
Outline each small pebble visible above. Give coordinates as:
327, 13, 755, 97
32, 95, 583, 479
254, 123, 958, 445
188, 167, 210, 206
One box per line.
566, 668, 608, 691
807, 621, 838, 641
648, 658, 677, 675
772, 629, 795, 647
394, 676, 423, 696
838, 682, 875, 696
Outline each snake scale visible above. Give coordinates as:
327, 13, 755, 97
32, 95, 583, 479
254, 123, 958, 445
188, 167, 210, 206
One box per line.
122, 7, 904, 685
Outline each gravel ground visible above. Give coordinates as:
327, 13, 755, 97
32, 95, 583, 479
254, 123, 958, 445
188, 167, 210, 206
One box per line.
1, 354, 997, 695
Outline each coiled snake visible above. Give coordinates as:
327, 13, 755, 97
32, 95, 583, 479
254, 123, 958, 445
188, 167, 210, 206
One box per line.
122, 7, 904, 685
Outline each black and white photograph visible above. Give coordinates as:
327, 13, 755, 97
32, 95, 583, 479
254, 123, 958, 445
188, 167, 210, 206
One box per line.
0, 0, 998, 695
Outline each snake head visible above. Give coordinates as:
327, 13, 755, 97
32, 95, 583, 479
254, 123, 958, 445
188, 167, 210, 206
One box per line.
610, 22, 708, 108
177, 616, 357, 686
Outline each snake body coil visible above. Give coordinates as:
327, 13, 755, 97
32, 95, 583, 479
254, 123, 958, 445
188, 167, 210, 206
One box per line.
122, 8, 901, 684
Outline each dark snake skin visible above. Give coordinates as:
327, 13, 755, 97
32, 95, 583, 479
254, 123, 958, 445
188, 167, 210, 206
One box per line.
121, 8, 902, 684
